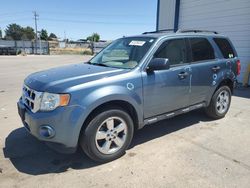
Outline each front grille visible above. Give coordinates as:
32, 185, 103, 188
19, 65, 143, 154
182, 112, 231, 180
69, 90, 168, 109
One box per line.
22, 85, 42, 112
22, 86, 35, 109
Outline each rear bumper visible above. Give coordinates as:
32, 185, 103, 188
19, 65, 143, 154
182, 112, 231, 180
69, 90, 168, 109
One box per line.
17, 99, 85, 153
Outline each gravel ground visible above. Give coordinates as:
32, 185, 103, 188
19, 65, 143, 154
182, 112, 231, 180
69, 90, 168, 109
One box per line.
0, 55, 250, 188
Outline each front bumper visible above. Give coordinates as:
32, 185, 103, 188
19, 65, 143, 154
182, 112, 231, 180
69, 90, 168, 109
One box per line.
17, 99, 85, 153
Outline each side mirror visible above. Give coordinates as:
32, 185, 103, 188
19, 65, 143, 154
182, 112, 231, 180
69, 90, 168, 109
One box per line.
146, 58, 170, 72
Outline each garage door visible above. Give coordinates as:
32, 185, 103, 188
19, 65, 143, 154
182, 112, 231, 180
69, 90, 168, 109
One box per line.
178, 0, 250, 83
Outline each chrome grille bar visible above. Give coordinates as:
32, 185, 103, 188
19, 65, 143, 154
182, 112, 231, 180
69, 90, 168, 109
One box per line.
22, 85, 42, 113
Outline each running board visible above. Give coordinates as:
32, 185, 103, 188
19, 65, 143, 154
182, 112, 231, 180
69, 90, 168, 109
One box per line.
144, 102, 206, 125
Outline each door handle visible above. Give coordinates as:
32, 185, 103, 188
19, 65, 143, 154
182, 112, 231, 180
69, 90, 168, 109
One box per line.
178, 71, 189, 79
212, 66, 221, 72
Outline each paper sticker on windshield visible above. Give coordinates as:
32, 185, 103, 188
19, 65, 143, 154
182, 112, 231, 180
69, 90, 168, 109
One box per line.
129, 41, 146, 46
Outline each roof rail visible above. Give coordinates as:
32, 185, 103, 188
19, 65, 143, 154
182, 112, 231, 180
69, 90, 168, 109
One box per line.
177, 29, 218, 34
142, 29, 175, 34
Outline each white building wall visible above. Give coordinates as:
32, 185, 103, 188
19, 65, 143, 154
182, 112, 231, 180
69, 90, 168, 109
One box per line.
178, 0, 250, 82
157, 0, 176, 30
158, 0, 250, 83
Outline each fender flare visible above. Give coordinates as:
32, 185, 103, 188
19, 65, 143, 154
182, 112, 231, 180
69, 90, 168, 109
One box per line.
73, 85, 143, 143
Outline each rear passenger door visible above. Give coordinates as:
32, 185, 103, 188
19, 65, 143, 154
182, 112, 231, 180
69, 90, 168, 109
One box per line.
188, 37, 225, 105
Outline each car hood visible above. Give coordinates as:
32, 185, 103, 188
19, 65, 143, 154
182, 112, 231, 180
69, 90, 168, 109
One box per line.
24, 63, 127, 92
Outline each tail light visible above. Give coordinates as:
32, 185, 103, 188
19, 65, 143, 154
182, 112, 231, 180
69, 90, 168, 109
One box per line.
236, 60, 241, 75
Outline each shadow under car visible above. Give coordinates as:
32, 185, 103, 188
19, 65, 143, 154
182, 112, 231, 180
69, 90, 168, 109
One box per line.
3, 110, 211, 175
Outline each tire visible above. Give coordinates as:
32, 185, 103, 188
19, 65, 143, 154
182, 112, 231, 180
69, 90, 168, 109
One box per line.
205, 85, 231, 119
80, 108, 134, 163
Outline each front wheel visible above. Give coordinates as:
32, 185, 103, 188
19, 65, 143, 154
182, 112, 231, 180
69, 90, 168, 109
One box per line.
80, 108, 134, 163
205, 85, 231, 119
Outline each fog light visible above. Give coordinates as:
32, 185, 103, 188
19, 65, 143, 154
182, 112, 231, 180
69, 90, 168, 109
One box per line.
39, 125, 55, 138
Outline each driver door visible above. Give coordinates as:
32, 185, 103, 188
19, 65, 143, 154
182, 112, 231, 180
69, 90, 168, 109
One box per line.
142, 38, 191, 118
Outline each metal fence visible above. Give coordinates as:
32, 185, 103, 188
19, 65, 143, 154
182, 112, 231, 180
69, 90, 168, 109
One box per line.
0, 40, 49, 55
93, 41, 110, 53
59, 41, 110, 53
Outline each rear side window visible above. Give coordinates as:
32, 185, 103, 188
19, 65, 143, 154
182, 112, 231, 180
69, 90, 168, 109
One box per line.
213, 38, 235, 59
190, 38, 215, 62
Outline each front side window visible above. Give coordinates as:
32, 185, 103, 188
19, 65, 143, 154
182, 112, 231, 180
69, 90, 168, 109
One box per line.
213, 38, 235, 59
90, 37, 156, 69
190, 38, 215, 62
154, 39, 187, 66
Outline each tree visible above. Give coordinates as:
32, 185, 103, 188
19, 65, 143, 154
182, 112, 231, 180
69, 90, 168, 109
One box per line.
5, 23, 23, 40
87, 33, 100, 42
48, 33, 57, 40
4, 24, 35, 40
0, 28, 2, 39
40, 29, 48, 40
22, 26, 35, 40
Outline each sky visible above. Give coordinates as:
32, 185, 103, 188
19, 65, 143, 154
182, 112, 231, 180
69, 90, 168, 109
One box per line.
0, 0, 157, 40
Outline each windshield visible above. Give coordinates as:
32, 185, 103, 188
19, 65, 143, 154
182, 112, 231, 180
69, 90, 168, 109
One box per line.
89, 37, 156, 69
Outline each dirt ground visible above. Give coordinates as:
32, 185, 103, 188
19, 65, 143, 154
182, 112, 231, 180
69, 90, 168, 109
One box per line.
0, 55, 250, 188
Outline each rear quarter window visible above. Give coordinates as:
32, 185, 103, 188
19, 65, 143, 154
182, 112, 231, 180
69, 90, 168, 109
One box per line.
213, 38, 235, 59
190, 38, 215, 62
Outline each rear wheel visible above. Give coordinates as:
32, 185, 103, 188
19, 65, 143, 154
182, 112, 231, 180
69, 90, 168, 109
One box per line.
80, 108, 134, 163
205, 85, 231, 119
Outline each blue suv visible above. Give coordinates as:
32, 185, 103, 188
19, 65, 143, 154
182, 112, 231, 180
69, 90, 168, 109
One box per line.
17, 30, 241, 162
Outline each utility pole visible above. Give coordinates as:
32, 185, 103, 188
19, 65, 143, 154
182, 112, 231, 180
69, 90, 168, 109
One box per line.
0, 27, 2, 39
38, 31, 42, 55
64, 31, 67, 48
33, 11, 39, 54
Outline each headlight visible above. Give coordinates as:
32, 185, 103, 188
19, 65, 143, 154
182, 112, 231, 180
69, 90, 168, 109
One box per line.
40, 92, 70, 111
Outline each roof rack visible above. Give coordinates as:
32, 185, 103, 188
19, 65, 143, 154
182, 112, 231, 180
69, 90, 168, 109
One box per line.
142, 29, 175, 34
177, 29, 218, 34
142, 29, 219, 35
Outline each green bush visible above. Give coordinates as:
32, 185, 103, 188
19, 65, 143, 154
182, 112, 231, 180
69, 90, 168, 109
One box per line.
82, 50, 92, 55
17, 49, 22, 55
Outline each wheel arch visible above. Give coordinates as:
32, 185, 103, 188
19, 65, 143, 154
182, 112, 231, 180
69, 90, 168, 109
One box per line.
76, 98, 142, 147
216, 78, 234, 94
83, 100, 140, 130
207, 77, 234, 106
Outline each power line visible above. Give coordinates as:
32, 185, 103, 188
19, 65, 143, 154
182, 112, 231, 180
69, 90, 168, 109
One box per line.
0, 10, 153, 19
0, 18, 32, 23
38, 10, 151, 18
41, 18, 153, 26
0, 11, 31, 16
